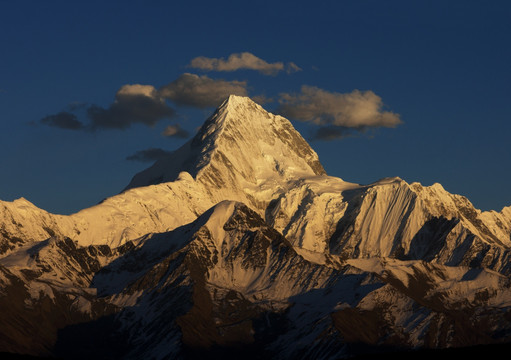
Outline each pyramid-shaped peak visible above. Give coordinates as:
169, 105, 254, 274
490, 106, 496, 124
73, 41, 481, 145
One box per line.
194, 95, 326, 176
193, 95, 278, 145
125, 95, 326, 192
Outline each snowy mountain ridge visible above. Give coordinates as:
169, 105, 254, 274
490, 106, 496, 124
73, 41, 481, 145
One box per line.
2, 96, 509, 254
1, 95, 511, 359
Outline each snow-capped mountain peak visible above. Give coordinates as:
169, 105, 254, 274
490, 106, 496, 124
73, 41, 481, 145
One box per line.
125, 95, 325, 193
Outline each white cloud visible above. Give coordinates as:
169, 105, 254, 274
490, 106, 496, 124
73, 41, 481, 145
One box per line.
116, 84, 159, 98
159, 73, 248, 108
278, 85, 401, 129
188, 52, 301, 76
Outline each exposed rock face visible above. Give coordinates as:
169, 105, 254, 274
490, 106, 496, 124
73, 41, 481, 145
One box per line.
1, 95, 511, 359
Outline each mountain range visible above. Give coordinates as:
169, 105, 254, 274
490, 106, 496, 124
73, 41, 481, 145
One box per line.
1, 95, 511, 359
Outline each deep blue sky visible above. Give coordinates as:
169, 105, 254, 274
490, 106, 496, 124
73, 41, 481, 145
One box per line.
1, 0, 510, 214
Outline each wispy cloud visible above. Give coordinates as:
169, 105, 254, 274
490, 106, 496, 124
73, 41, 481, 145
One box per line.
285, 62, 302, 74
126, 148, 172, 163
40, 111, 85, 130
161, 124, 189, 138
159, 73, 248, 108
188, 52, 301, 76
277, 85, 401, 140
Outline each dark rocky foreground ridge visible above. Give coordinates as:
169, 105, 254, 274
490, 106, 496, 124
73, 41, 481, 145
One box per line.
3, 343, 511, 359
0, 96, 511, 359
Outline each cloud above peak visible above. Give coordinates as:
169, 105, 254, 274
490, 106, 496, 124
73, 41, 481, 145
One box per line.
116, 84, 159, 98
37, 72, 401, 145
277, 86, 401, 140
188, 52, 301, 76
159, 73, 248, 108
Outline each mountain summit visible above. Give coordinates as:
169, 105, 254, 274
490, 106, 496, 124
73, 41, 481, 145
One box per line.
125, 95, 325, 191
1, 95, 511, 359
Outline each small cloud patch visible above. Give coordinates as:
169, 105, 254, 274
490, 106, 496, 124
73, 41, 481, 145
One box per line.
126, 148, 172, 163
159, 73, 248, 108
161, 124, 189, 138
40, 111, 85, 130
188, 52, 301, 76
